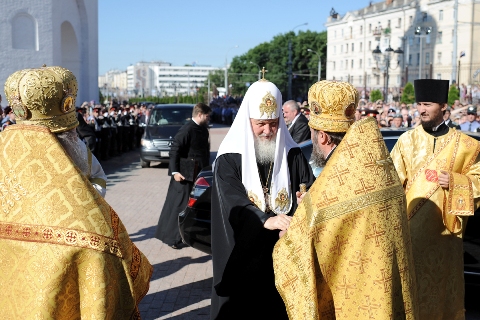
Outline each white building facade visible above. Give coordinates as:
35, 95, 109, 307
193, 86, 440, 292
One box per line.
0, 0, 98, 107
124, 62, 220, 98
325, 0, 480, 96
98, 69, 128, 103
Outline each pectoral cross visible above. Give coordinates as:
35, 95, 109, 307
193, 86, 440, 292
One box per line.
261, 67, 268, 80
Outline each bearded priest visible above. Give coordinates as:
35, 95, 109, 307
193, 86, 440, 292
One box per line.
391, 79, 480, 319
0, 66, 152, 319
273, 81, 418, 320
210, 78, 314, 319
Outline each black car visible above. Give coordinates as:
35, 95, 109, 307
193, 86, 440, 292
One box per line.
178, 128, 480, 286
140, 104, 194, 168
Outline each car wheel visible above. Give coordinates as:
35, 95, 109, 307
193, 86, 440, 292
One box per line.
140, 159, 150, 168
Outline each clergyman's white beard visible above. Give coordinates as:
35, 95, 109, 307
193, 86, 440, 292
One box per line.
254, 135, 276, 164
56, 129, 89, 176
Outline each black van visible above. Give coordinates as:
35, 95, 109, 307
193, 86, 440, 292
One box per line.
139, 104, 194, 168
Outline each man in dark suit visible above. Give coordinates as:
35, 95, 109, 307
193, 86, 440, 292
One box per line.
282, 100, 311, 143
155, 103, 211, 249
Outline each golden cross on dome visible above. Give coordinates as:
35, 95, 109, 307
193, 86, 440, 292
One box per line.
261, 67, 268, 80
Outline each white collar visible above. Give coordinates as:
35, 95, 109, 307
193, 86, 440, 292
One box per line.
289, 113, 301, 128
432, 121, 445, 132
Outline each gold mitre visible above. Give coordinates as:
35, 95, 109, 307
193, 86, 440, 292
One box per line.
308, 80, 359, 132
244, 80, 282, 120
4, 65, 78, 133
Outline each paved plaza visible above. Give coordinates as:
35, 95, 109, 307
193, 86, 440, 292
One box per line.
103, 126, 228, 319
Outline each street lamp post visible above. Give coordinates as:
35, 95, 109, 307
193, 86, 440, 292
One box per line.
372, 45, 404, 102
287, 23, 308, 101
249, 61, 261, 80
225, 45, 239, 97
307, 48, 321, 82
414, 26, 432, 79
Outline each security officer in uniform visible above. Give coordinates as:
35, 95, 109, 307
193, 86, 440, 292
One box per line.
461, 106, 480, 132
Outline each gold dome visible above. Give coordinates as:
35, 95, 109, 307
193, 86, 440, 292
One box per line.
4, 65, 78, 133
308, 81, 359, 132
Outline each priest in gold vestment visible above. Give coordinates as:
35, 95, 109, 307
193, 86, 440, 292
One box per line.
391, 79, 480, 320
273, 81, 419, 320
0, 66, 152, 319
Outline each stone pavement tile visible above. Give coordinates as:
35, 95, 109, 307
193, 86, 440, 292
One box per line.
160, 302, 175, 312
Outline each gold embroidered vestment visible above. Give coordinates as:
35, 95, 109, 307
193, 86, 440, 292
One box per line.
391, 126, 480, 320
273, 118, 418, 319
0, 125, 152, 319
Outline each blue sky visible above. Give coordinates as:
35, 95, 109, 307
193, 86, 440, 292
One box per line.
98, 0, 382, 75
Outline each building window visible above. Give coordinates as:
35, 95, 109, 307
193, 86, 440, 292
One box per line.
426, 52, 430, 65
398, 18, 402, 28
437, 51, 442, 63
439, 10, 443, 21
341, 29, 344, 36
409, 16, 413, 26
333, 62, 336, 70
345, 59, 348, 69
452, 29, 454, 42
359, 59, 363, 68
334, 46, 336, 54
334, 30, 337, 38
367, 74, 371, 84
368, 41, 371, 50
383, 38, 388, 46
341, 45, 343, 53
438, 31, 442, 44
360, 25, 363, 34
417, 53, 420, 65
12, 13, 38, 50
388, 20, 391, 28
341, 60, 343, 70
350, 27, 353, 38
351, 60, 354, 68
346, 44, 348, 53
376, 75, 380, 85
408, 36, 413, 45
437, 74, 441, 79
351, 43, 354, 52
368, 58, 372, 67
369, 24, 372, 33
397, 75, 401, 85
409, 54, 412, 65
360, 42, 363, 52
359, 75, 363, 84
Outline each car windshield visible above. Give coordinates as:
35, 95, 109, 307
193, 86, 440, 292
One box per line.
149, 108, 192, 126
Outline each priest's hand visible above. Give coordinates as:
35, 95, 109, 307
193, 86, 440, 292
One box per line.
264, 215, 292, 231
439, 170, 450, 188
296, 191, 306, 205
173, 173, 185, 182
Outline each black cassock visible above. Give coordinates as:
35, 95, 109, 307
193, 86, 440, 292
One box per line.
155, 120, 210, 246
211, 149, 314, 320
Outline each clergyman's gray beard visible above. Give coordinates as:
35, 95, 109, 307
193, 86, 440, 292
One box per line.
254, 137, 276, 164
56, 129, 89, 176
311, 138, 327, 168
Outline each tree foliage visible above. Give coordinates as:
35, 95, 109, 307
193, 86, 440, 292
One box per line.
401, 82, 415, 104
448, 85, 460, 106
370, 89, 383, 102
208, 30, 327, 101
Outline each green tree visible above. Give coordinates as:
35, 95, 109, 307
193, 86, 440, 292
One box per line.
448, 85, 460, 106
401, 82, 415, 104
220, 30, 327, 99
370, 89, 383, 102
